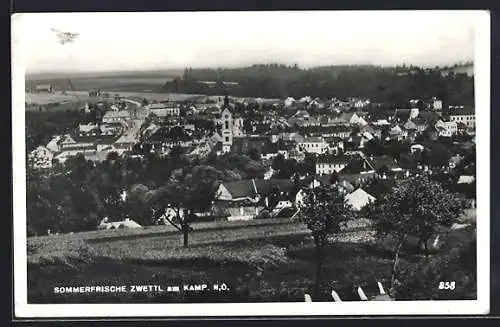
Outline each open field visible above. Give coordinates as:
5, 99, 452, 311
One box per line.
27, 217, 476, 303
24, 91, 206, 109
26, 75, 177, 93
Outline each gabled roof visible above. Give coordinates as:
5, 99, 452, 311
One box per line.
404, 120, 417, 130
301, 136, 325, 143
103, 110, 130, 118
317, 154, 352, 164
457, 175, 475, 184
448, 107, 475, 116
365, 155, 401, 171
339, 112, 356, 122
345, 188, 376, 211
219, 179, 295, 199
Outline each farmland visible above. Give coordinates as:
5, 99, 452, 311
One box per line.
27, 217, 476, 303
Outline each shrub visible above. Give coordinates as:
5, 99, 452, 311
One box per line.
256, 210, 271, 220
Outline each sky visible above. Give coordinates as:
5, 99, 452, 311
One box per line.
12, 11, 481, 74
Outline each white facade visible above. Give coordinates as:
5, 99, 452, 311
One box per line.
28, 146, 53, 169
436, 120, 458, 137
316, 161, 347, 175
449, 113, 475, 128
102, 110, 131, 123
284, 97, 296, 107
298, 137, 328, 154
433, 99, 443, 110
221, 108, 233, 153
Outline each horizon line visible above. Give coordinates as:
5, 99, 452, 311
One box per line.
25, 60, 474, 77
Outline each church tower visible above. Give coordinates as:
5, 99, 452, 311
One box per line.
221, 93, 233, 153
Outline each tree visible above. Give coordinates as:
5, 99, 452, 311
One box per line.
271, 153, 286, 171
248, 147, 261, 161
367, 176, 467, 290
301, 153, 317, 175
243, 119, 253, 135
298, 186, 353, 299
153, 166, 223, 247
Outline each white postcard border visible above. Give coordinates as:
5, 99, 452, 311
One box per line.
12, 10, 490, 318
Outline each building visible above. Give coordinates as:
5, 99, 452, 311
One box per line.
78, 123, 100, 137
298, 137, 329, 154
388, 125, 408, 141
35, 84, 54, 93
339, 112, 368, 126
284, 97, 296, 107
435, 120, 458, 137
149, 103, 181, 118
55, 143, 97, 163
432, 98, 443, 111
28, 146, 54, 169
448, 108, 475, 129
316, 155, 351, 175
345, 188, 376, 211
221, 106, 233, 153
102, 110, 131, 124
46, 135, 62, 153
215, 179, 295, 221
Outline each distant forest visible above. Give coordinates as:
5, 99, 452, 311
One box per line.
164, 64, 474, 106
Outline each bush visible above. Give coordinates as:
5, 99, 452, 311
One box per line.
256, 210, 271, 220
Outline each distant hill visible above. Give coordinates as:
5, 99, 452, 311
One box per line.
440, 63, 474, 77
26, 69, 184, 81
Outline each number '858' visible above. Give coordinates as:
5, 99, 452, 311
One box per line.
438, 281, 456, 290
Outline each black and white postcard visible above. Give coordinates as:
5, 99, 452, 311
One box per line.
12, 10, 490, 317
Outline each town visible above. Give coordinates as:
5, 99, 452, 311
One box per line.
27, 71, 476, 229
25, 64, 477, 304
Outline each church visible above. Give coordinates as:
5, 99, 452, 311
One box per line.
219, 94, 245, 153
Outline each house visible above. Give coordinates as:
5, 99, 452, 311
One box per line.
114, 134, 136, 152
35, 84, 54, 93
432, 97, 443, 111
410, 144, 425, 154
308, 98, 326, 109
215, 179, 296, 221
78, 123, 100, 137
449, 155, 464, 169
298, 137, 329, 154
58, 134, 77, 148
46, 135, 62, 153
365, 155, 403, 174
388, 125, 408, 141
264, 166, 276, 180
281, 132, 304, 143
97, 217, 142, 230
394, 108, 419, 123
339, 112, 368, 126
102, 110, 130, 124
316, 155, 351, 175
345, 188, 376, 211
299, 96, 312, 103
28, 146, 54, 169
353, 99, 370, 109
284, 97, 296, 107
55, 144, 97, 163
457, 175, 475, 184
435, 120, 457, 137
448, 108, 475, 129
261, 139, 291, 160
232, 135, 268, 155
100, 122, 124, 136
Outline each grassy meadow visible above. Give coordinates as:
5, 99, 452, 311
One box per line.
27, 217, 476, 303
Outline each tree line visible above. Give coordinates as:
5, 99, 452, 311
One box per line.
164, 64, 474, 107
26, 149, 268, 237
